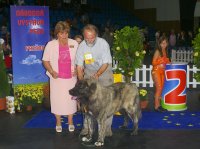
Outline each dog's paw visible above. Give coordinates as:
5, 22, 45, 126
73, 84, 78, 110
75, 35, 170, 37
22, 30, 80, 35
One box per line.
105, 130, 112, 137
131, 131, 138, 136
81, 142, 95, 147
94, 141, 104, 146
80, 129, 89, 136
81, 136, 92, 142
119, 125, 128, 129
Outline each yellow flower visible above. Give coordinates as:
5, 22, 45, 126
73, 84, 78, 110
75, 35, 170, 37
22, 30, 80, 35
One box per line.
135, 51, 140, 56
14, 84, 45, 107
142, 50, 146, 54
128, 72, 134, 76
14, 100, 18, 106
139, 89, 147, 96
194, 52, 198, 57
116, 47, 120, 51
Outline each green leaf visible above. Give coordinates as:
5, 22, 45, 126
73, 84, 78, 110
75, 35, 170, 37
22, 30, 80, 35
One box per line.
192, 28, 200, 82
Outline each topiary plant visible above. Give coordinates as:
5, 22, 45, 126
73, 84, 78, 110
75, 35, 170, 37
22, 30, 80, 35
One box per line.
112, 26, 146, 83
192, 28, 200, 81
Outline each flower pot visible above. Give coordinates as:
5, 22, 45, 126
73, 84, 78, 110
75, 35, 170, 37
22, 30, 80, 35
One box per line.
0, 97, 6, 110
140, 100, 149, 109
15, 104, 23, 113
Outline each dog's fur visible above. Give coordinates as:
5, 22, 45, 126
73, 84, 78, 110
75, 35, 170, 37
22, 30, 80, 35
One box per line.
69, 79, 141, 146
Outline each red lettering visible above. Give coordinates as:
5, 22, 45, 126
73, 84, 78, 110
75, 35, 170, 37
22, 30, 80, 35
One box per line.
29, 28, 44, 34
16, 9, 44, 16
17, 19, 44, 26
25, 45, 44, 51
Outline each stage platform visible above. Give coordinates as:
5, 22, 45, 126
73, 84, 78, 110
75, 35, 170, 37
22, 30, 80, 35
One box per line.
0, 88, 200, 149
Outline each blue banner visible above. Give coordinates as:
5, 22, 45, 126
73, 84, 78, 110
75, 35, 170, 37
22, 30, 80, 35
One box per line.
10, 6, 49, 85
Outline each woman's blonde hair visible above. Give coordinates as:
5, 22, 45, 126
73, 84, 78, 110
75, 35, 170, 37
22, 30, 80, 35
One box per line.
54, 21, 70, 37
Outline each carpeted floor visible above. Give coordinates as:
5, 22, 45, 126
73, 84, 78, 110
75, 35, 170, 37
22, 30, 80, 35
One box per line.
23, 110, 200, 130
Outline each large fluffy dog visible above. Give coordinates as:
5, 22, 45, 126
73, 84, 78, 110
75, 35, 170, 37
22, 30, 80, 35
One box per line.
69, 79, 141, 146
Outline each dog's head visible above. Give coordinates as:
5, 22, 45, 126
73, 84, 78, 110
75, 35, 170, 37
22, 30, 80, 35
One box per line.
69, 79, 97, 99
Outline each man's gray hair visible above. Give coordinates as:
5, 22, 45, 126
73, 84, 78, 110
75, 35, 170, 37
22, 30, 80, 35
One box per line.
82, 24, 99, 36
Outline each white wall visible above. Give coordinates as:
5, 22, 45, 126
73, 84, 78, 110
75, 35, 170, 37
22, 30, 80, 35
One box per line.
134, 0, 180, 21
194, 2, 200, 17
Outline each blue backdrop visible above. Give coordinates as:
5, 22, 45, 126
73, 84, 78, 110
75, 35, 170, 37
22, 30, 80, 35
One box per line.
10, 6, 49, 85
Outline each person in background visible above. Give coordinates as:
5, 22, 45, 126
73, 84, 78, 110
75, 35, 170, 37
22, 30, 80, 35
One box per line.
102, 26, 114, 48
75, 24, 113, 137
168, 29, 176, 57
42, 21, 78, 132
177, 30, 186, 47
169, 29, 176, 48
74, 34, 83, 44
152, 36, 170, 112
155, 30, 160, 45
186, 31, 193, 47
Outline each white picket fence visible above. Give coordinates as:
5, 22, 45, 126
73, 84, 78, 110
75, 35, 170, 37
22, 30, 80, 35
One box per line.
121, 65, 200, 88
115, 47, 198, 88
171, 47, 194, 63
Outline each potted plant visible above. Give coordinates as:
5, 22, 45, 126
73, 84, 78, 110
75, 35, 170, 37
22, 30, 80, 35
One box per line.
0, 40, 10, 110
112, 26, 146, 83
139, 89, 148, 109
14, 84, 43, 112
192, 28, 200, 101
192, 28, 200, 81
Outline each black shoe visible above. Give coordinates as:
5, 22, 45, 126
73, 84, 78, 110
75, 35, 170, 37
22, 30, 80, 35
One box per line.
155, 106, 168, 112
